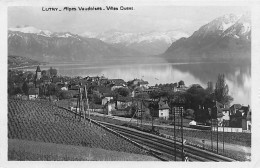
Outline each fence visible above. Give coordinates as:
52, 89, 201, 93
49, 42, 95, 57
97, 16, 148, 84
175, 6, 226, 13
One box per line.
212, 127, 242, 132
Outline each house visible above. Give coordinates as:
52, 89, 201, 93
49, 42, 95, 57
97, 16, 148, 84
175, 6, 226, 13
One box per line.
139, 81, 149, 89
173, 80, 188, 92
102, 94, 114, 105
106, 102, 116, 115
111, 84, 125, 91
108, 79, 126, 85
61, 86, 68, 91
241, 105, 251, 131
230, 104, 250, 128
219, 107, 231, 126
158, 99, 170, 120
116, 97, 132, 110
134, 100, 150, 118
230, 104, 242, 115
85, 76, 100, 82
28, 88, 39, 100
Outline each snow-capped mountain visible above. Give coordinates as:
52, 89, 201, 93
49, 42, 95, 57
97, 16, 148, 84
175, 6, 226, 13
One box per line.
164, 13, 251, 62
8, 27, 144, 62
9, 26, 53, 37
222, 13, 251, 40
82, 30, 189, 55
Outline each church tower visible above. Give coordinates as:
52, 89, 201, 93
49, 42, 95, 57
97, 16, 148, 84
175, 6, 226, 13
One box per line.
35, 65, 41, 80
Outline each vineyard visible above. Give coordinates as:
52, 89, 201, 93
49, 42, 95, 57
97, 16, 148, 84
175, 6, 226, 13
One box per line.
8, 99, 148, 157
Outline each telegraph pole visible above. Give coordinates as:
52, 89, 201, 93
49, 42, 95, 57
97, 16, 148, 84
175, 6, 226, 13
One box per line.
174, 104, 176, 161
223, 119, 225, 153
78, 87, 82, 121
84, 86, 87, 119
217, 119, 219, 154
211, 117, 213, 151
181, 105, 184, 161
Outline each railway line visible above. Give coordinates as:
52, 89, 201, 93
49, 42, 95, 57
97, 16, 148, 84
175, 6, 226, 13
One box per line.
57, 105, 236, 162
98, 121, 236, 162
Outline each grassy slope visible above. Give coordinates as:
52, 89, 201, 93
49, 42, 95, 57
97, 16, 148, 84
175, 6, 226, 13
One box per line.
9, 139, 158, 161
8, 99, 152, 160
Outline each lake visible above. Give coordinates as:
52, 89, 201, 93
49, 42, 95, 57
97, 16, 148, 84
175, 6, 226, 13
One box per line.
25, 62, 251, 106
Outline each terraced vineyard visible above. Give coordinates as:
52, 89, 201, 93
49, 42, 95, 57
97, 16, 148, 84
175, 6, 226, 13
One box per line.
8, 99, 148, 155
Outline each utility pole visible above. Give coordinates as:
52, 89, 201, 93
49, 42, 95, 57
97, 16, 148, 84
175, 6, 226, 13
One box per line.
211, 117, 213, 151
87, 88, 90, 125
84, 85, 87, 120
181, 105, 184, 161
141, 99, 143, 127
173, 103, 176, 161
75, 92, 79, 119
217, 118, 219, 154
78, 87, 82, 121
223, 119, 225, 153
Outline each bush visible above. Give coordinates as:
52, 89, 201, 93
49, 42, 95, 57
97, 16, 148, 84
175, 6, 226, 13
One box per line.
58, 90, 74, 100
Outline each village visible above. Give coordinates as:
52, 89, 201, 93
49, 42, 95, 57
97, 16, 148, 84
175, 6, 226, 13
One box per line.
8, 65, 251, 133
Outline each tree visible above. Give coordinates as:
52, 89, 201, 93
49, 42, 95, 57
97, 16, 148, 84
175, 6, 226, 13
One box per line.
135, 92, 149, 99
47, 83, 60, 96
48, 67, 57, 77
41, 70, 47, 76
178, 80, 185, 86
58, 90, 74, 100
206, 81, 214, 94
149, 90, 169, 99
22, 82, 29, 95
214, 74, 233, 105
185, 84, 207, 110
114, 87, 130, 97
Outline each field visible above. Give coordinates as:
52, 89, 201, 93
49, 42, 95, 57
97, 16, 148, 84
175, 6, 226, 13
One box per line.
8, 99, 151, 160
9, 139, 158, 161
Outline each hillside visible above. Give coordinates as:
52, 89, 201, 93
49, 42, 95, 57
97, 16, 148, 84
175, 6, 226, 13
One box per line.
8, 99, 150, 160
8, 27, 144, 63
163, 13, 251, 62
8, 55, 42, 68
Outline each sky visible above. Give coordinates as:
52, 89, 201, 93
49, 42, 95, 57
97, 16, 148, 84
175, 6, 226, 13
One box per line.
8, 6, 250, 35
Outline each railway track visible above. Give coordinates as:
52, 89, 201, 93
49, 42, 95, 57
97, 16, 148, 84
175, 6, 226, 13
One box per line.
98, 121, 236, 162
57, 105, 235, 162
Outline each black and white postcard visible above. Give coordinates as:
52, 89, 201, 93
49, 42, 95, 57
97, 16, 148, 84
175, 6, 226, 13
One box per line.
1, 0, 260, 168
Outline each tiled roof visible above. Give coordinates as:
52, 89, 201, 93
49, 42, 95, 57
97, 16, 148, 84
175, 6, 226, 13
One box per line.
159, 103, 169, 110
231, 104, 242, 109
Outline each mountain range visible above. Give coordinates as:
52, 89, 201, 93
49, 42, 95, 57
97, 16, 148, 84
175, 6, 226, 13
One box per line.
8, 13, 251, 63
81, 30, 189, 55
8, 27, 145, 62
163, 13, 251, 62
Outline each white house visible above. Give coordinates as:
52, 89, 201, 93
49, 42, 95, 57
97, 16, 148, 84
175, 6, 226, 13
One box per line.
28, 88, 39, 100
107, 102, 116, 115
61, 86, 68, 91
158, 99, 170, 120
